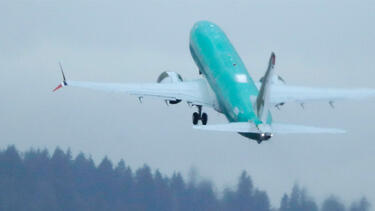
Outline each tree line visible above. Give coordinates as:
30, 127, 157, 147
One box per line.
0, 146, 370, 211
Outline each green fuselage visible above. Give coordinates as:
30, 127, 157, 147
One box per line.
189, 21, 270, 131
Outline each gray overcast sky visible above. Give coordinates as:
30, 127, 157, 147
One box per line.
1, 0, 375, 207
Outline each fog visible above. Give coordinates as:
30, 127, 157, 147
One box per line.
1, 0, 374, 206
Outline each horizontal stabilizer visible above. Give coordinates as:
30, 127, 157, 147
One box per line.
193, 122, 346, 134
193, 122, 259, 133
271, 123, 346, 134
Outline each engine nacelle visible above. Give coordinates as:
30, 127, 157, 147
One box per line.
157, 71, 184, 104
157, 71, 183, 83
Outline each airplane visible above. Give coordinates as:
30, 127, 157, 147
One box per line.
53, 20, 375, 144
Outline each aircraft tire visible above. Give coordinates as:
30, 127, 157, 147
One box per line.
192, 112, 199, 125
201, 113, 208, 125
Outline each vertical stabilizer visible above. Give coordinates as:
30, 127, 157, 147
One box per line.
256, 52, 276, 123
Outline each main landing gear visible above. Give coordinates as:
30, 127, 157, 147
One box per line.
192, 105, 208, 125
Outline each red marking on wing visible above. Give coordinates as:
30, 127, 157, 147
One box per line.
271, 54, 276, 65
53, 84, 63, 92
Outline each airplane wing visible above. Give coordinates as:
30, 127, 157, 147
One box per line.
53, 64, 216, 107
254, 53, 375, 107
269, 84, 375, 106
194, 122, 345, 134
55, 79, 216, 108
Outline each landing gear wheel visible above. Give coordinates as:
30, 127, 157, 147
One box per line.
192, 112, 199, 125
201, 113, 208, 125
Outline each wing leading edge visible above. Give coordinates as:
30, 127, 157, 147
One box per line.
57, 79, 217, 108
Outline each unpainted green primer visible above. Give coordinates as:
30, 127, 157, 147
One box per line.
189, 21, 271, 126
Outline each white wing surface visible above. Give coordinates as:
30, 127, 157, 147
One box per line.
194, 122, 345, 134
63, 79, 217, 108
193, 122, 259, 133
271, 123, 346, 134
269, 84, 375, 106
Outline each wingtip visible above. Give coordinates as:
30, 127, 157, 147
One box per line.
322, 128, 346, 134
52, 81, 68, 92
53, 62, 68, 92
335, 129, 347, 134
52, 83, 63, 92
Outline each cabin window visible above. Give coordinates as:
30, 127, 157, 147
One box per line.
235, 74, 248, 83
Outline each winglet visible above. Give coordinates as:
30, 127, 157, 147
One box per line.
52, 62, 68, 92
53, 83, 63, 92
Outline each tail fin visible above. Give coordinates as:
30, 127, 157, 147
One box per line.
256, 52, 276, 122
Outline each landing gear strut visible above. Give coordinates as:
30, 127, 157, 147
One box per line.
192, 105, 208, 125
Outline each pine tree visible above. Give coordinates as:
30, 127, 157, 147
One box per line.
350, 197, 370, 211
321, 196, 346, 211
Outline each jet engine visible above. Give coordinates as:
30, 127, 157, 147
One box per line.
157, 71, 183, 83
157, 71, 184, 104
